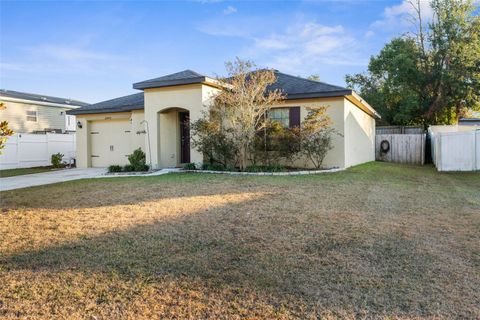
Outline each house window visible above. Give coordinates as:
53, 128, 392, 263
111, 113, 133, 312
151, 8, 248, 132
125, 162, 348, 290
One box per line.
267, 108, 290, 127
26, 110, 37, 122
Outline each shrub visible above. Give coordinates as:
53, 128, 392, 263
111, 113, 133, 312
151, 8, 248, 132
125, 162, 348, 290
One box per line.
123, 164, 134, 172
127, 148, 148, 171
51, 153, 64, 168
300, 107, 340, 169
108, 165, 122, 173
245, 164, 262, 172
183, 162, 196, 170
191, 117, 238, 168
251, 121, 300, 166
265, 164, 285, 172
136, 164, 150, 172
201, 163, 226, 171
224, 164, 237, 172
245, 164, 285, 172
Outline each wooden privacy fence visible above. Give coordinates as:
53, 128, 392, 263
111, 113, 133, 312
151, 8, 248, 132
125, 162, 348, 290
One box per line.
0, 133, 75, 170
376, 126, 424, 135
376, 134, 426, 165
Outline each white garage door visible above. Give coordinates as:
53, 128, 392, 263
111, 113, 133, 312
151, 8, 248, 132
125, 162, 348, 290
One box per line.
90, 119, 131, 167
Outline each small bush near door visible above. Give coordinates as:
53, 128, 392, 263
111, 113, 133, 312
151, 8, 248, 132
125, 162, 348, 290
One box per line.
51, 153, 64, 168
108, 149, 150, 173
128, 148, 149, 171
123, 164, 135, 172
108, 165, 122, 173
183, 162, 196, 170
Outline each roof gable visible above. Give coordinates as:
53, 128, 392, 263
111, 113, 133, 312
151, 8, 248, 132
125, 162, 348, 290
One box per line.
132, 70, 208, 90
0, 89, 88, 107
67, 93, 143, 115
269, 71, 352, 99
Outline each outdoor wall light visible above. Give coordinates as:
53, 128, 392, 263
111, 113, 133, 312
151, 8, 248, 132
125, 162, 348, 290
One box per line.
77, 121, 83, 129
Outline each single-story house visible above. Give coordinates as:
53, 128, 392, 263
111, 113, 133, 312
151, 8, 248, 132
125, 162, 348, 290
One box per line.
459, 111, 480, 126
459, 118, 480, 126
0, 89, 88, 133
68, 70, 380, 169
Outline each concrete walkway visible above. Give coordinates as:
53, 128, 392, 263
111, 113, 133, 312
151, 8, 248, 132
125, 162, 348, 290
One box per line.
0, 168, 107, 191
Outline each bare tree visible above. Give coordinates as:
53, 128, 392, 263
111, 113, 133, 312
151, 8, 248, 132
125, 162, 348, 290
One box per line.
211, 58, 285, 170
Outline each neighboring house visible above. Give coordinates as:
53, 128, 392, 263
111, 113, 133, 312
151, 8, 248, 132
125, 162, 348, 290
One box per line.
459, 111, 480, 126
459, 118, 480, 126
68, 70, 380, 169
0, 89, 88, 133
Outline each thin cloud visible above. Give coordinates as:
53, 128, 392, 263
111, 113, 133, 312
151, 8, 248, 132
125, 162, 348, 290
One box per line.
25, 45, 120, 62
193, 0, 225, 3
371, 0, 434, 31
364, 30, 375, 39
2, 43, 144, 77
198, 16, 369, 75
223, 6, 237, 15
244, 21, 366, 72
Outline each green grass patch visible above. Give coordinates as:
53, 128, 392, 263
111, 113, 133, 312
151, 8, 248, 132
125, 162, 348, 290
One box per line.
0, 162, 479, 318
0, 167, 60, 178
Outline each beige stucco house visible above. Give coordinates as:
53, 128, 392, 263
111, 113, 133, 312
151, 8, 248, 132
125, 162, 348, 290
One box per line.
0, 89, 87, 133
68, 70, 380, 169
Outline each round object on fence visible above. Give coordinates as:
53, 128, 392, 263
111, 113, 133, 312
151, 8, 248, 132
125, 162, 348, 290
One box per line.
380, 140, 390, 153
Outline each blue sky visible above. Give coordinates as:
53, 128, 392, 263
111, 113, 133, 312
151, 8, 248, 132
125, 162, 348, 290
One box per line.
0, 0, 427, 103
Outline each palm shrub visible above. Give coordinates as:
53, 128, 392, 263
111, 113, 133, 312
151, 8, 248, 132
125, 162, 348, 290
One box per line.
51, 152, 64, 168
127, 148, 149, 171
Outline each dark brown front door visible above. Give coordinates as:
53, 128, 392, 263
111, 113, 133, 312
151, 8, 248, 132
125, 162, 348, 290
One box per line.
179, 112, 190, 163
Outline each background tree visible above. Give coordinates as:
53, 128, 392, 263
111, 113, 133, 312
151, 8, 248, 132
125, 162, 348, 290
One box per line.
346, 0, 480, 126
0, 102, 14, 154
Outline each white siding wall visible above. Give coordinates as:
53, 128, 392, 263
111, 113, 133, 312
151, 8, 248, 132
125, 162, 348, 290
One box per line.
0, 100, 74, 133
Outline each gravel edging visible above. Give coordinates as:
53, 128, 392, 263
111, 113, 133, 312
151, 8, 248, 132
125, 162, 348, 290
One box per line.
104, 171, 151, 176
98, 167, 344, 178
182, 167, 344, 176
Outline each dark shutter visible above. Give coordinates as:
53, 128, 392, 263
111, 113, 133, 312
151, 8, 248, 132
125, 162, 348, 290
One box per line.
289, 107, 300, 128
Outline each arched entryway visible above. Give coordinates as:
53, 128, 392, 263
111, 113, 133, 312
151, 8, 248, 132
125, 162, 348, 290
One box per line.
158, 107, 190, 167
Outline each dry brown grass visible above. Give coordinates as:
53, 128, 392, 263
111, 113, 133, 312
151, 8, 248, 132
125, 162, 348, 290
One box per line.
0, 162, 479, 319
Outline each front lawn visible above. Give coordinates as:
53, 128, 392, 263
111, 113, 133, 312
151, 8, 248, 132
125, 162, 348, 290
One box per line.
0, 162, 479, 319
0, 167, 60, 178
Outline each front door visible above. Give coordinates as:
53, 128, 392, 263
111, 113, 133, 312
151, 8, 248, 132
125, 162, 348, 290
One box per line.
179, 112, 190, 163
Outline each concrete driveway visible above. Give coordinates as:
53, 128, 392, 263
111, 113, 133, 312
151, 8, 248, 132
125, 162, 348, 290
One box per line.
0, 168, 107, 191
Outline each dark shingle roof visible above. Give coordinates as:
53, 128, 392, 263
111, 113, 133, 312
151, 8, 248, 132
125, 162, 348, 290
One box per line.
69, 70, 356, 115
269, 71, 352, 99
67, 93, 144, 115
0, 89, 88, 107
132, 70, 208, 90
458, 118, 480, 125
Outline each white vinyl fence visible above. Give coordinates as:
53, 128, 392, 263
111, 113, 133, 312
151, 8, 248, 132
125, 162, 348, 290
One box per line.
429, 127, 480, 171
0, 133, 75, 170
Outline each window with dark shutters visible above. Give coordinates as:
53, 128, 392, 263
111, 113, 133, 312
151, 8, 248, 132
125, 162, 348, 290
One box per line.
289, 107, 300, 128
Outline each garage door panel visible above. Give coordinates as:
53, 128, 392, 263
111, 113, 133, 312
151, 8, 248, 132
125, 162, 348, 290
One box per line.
90, 120, 131, 167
